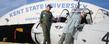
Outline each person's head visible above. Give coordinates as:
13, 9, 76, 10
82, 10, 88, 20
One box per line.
46, 4, 52, 11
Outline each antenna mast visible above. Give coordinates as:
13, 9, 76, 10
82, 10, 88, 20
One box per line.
77, 0, 80, 8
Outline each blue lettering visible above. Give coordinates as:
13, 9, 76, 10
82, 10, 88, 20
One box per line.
62, 3, 65, 8
44, 4, 47, 8
9, 13, 13, 17
35, 5, 40, 9
51, 3, 56, 8
32, 5, 37, 10
71, 3, 75, 8
16, 10, 21, 15
13, 11, 17, 16
57, 3, 61, 8
25, 17, 38, 20
8, 3, 84, 18
29, 6, 34, 11
25, 7, 29, 12
74, 4, 78, 8
20, 9, 24, 13
66, 3, 70, 8
40, 4, 44, 9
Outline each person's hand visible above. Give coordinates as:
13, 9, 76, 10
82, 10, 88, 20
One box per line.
81, 12, 86, 17
52, 18, 58, 23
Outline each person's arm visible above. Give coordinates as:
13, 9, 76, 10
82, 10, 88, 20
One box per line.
51, 13, 58, 23
40, 11, 43, 23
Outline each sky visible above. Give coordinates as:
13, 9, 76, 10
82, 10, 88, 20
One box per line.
0, 0, 27, 17
82, 0, 109, 9
0, 0, 109, 17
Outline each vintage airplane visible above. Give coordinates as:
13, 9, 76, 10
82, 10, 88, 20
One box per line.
0, 0, 109, 44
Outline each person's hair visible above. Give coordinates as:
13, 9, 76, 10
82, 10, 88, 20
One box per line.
46, 4, 52, 8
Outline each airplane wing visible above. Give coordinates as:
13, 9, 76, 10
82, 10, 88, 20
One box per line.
83, 17, 109, 32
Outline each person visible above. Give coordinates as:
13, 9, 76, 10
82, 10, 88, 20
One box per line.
58, 8, 86, 44
40, 4, 53, 44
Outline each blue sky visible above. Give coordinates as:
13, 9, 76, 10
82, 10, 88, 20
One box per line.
0, 0, 43, 17
0, 0, 109, 17
27, 0, 43, 3
0, 0, 27, 17
82, 0, 109, 10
